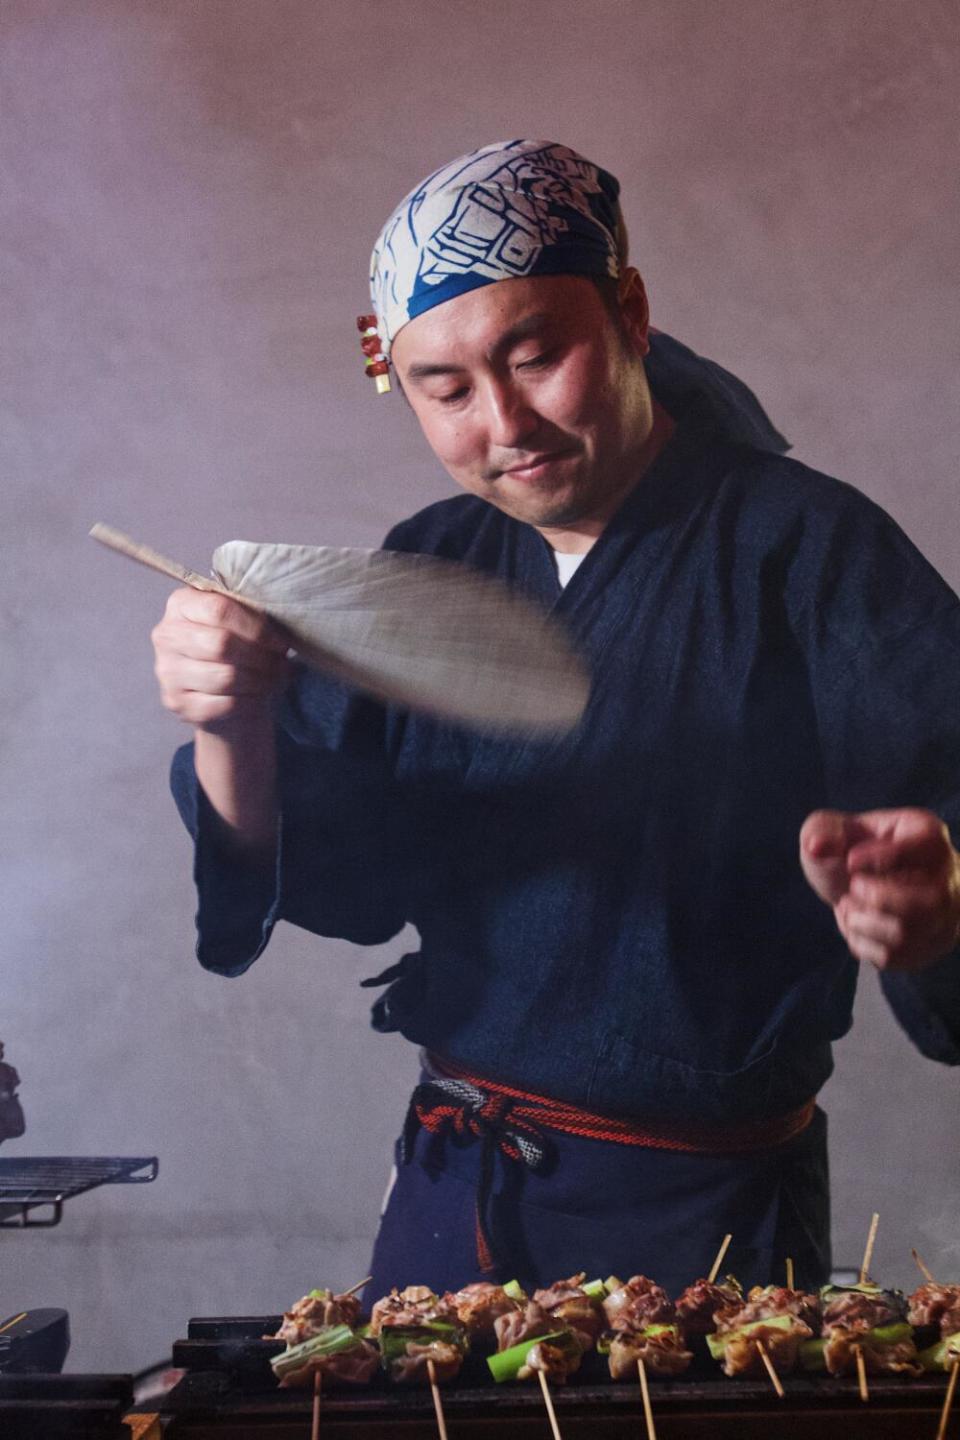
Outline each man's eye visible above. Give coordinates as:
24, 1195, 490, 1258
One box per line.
518, 350, 555, 370
436, 387, 469, 405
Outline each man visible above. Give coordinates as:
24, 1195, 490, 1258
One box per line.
0, 1042, 25, 1145
153, 141, 960, 1297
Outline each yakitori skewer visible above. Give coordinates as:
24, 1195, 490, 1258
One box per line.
343, 1275, 373, 1299
785, 1257, 794, 1291
912, 1248, 936, 1285
310, 1370, 321, 1440
937, 1357, 960, 1440
637, 1357, 657, 1439
538, 1367, 564, 1440
707, 1233, 733, 1285
755, 1340, 785, 1400
860, 1212, 880, 1284
853, 1342, 869, 1402
427, 1358, 449, 1440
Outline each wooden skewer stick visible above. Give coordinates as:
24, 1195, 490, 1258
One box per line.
785, 1257, 794, 1290
853, 1343, 869, 1402
426, 1358, 449, 1440
89, 523, 266, 611
637, 1357, 658, 1440
912, 1248, 936, 1284
342, 1275, 373, 1299
0, 1313, 27, 1337
859, 1211, 880, 1284
936, 1356, 960, 1440
537, 1367, 563, 1440
707, 1233, 733, 1285
310, 1368, 321, 1440
755, 1340, 785, 1400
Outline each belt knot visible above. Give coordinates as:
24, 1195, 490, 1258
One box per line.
400, 1076, 551, 1272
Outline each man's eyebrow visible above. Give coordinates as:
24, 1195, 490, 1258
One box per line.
403, 312, 558, 382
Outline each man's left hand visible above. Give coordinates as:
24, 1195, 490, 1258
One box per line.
800, 808, 960, 972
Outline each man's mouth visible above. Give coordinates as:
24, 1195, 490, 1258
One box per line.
498, 449, 575, 481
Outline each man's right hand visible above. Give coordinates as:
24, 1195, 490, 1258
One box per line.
151, 588, 293, 730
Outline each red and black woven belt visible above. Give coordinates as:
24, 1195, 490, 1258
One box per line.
400, 1051, 816, 1271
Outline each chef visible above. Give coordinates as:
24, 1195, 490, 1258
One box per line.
153, 140, 960, 1298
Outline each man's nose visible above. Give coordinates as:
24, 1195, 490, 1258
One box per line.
482, 377, 540, 449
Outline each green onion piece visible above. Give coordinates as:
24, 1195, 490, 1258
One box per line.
601, 1323, 679, 1356
487, 1331, 569, 1383
920, 1333, 960, 1373
581, 1278, 606, 1300
307, 1288, 333, 1301
799, 1338, 826, 1371
378, 1321, 466, 1372
819, 1282, 884, 1300
867, 1322, 913, 1345
604, 1275, 624, 1295
502, 1279, 527, 1303
271, 1325, 360, 1378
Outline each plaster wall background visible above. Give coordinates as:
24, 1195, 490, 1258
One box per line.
2, 0, 957, 1371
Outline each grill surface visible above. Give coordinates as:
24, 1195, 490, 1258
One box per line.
0, 1156, 158, 1227
159, 1315, 959, 1438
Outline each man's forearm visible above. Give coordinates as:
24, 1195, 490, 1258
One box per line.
194, 708, 278, 857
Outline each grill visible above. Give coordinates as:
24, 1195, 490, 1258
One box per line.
0, 1156, 158, 1227
158, 1315, 958, 1437
0, 1374, 136, 1439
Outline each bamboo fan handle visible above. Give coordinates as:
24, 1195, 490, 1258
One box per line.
89, 523, 265, 612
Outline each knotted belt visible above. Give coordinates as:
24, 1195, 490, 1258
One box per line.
401, 1052, 816, 1272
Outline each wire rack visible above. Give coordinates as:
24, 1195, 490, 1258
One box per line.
0, 1156, 158, 1228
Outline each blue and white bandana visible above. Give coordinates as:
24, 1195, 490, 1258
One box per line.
369, 140, 622, 355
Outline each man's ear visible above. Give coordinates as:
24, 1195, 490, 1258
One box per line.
617, 267, 651, 359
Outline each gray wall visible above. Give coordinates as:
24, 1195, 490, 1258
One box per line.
2, 0, 957, 1373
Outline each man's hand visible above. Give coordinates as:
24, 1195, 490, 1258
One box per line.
800, 809, 960, 972
151, 588, 293, 729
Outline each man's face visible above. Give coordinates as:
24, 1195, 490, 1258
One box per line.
390, 273, 655, 539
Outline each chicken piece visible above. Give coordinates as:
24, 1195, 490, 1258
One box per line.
907, 1283, 960, 1330
494, 1301, 555, 1352
270, 1290, 362, 1344
822, 1324, 922, 1378
607, 1327, 693, 1380
723, 1285, 821, 1333
821, 1288, 903, 1332
387, 1338, 465, 1385
603, 1276, 675, 1332
675, 1277, 743, 1336
444, 1282, 518, 1342
717, 1317, 813, 1378
517, 1339, 582, 1384
532, 1273, 604, 1351
369, 1284, 457, 1336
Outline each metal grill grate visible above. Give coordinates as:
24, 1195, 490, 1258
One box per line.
0, 1156, 158, 1227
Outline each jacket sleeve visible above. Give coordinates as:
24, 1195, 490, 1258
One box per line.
790, 486, 960, 1062
169, 673, 422, 977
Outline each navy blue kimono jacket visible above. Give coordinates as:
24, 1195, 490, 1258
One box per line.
172, 336, 960, 1134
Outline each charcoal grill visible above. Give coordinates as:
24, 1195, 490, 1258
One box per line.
157, 1314, 959, 1437
0, 1156, 158, 1227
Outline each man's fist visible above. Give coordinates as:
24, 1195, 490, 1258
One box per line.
151, 588, 293, 729
800, 808, 960, 972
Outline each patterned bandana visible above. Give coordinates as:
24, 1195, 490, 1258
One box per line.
369, 139, 622, 356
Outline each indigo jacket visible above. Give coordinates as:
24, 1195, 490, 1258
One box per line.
172, 335, 960, 1125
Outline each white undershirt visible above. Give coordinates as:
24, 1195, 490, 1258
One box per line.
553, 551, 587, 587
